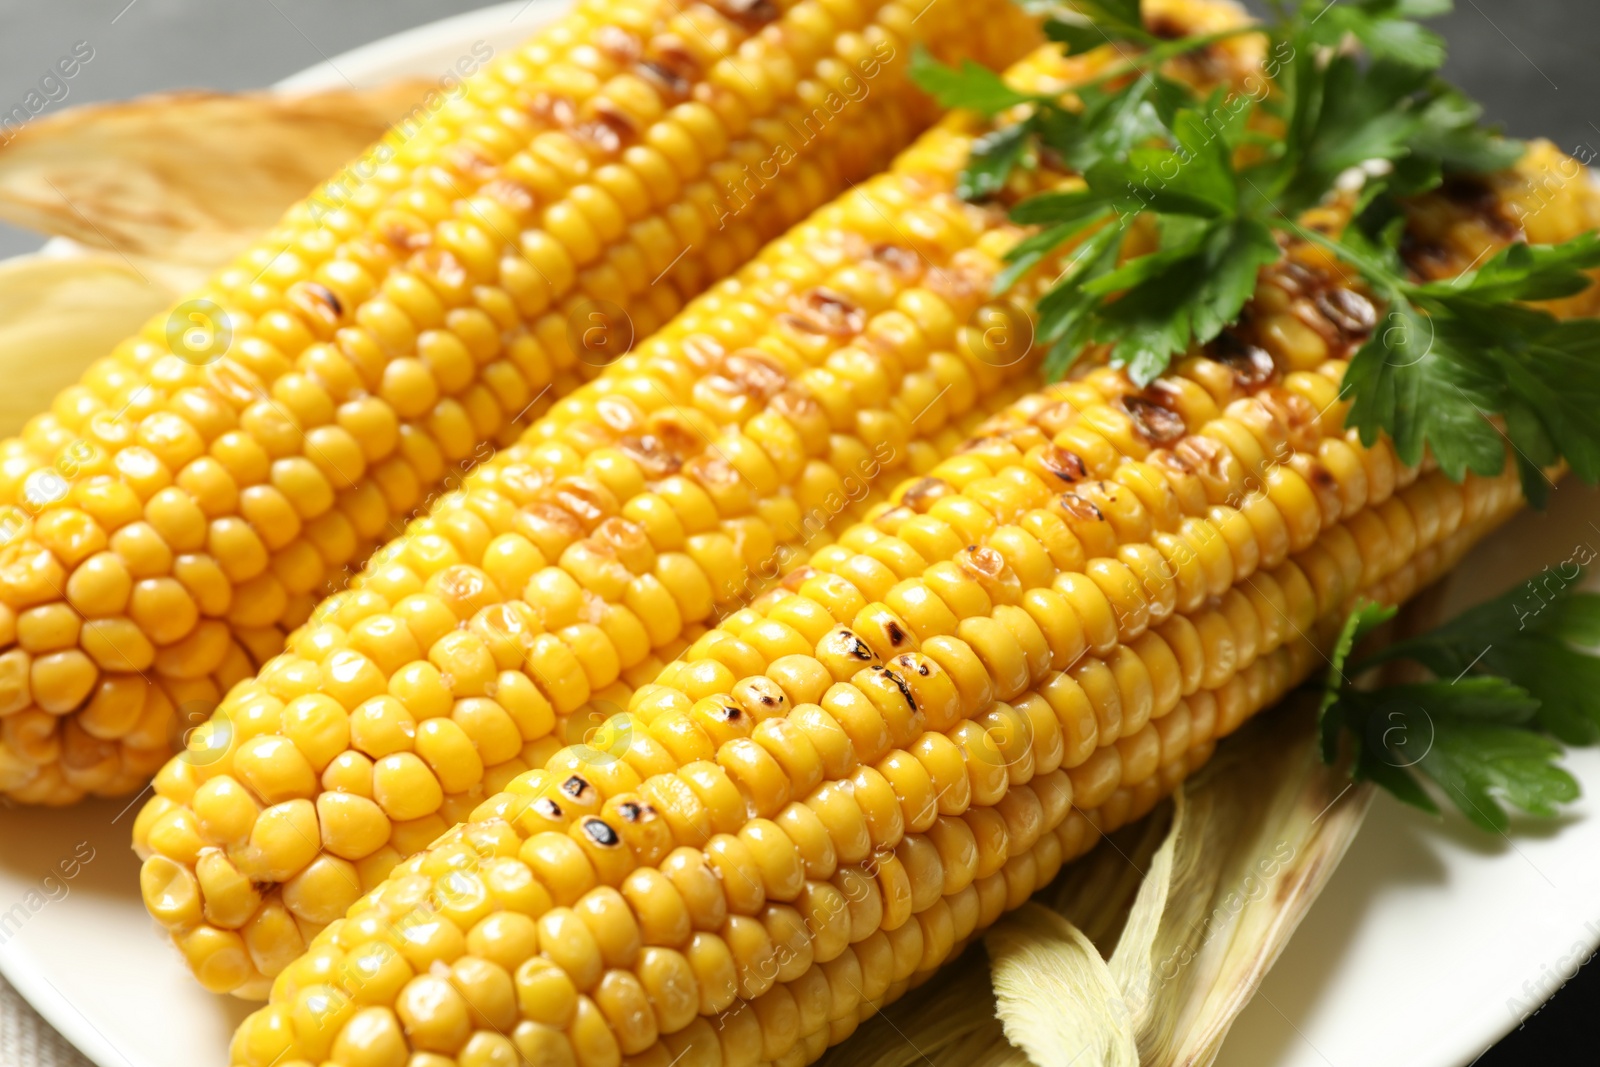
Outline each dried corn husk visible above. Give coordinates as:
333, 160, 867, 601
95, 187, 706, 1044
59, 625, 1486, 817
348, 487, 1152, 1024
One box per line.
0, 80, 433, 271
822, 704, 1372, 1067
0, 252, 169, 435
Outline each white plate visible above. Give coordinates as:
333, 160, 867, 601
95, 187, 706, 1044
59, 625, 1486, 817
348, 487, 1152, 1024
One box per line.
2, 6, 1598, 1066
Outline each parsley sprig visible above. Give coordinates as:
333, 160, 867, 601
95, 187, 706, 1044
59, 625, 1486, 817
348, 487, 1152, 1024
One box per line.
1318, 572, 1600, 832
912, 0, 1600, 503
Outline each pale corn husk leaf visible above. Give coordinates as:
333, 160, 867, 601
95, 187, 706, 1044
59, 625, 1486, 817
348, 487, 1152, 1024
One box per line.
0, 80, 433, 270
1108, 706, 1372, 1067
990, 904, 1141, 1067
0, 252, 175, 436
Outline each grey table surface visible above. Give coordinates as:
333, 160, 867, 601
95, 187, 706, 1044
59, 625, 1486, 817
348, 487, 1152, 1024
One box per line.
0, 0, 1596, 1064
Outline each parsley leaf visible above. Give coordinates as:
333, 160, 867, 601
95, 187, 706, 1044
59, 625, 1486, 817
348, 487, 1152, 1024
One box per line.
908, 48, 1038, 115
1417, 233, 1600, 304
1305, 0, 1450, 69
1318, 601, 1398, 760
1340, 299, 1510, 480
1365, 566, 1600, 743
1339, 236, 1600, 502
1041, 0, 1155, 54
959, 123, 1032, 200
1320, 576, 1598, 830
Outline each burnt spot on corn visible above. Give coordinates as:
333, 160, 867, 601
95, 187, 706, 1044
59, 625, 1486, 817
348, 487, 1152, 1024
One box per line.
620, 434, 687, 479
870, 243, 923, 280
380, 217, 432, 252
617, 801, 644, 822
712, 350, 790, 402
1266, 258, 1320, 296
288, 281, 344, 327
532, 797, 564, 820
1267, 389, 1322, 452
1210, 331, 1277, 392
1117, 395, 1187, 445
522, 91, 577, 129
901, 476, 953, 511
576, 105, 636, 156
875, 665, 917, 711
548, 481, 610, 528
884, 619, 908, 647
959, 544, 1007, 580
1315, 288, 1377, 338
1055, 493, 1105, 523
685, 453, 742, 491
781, 287, 867, 337
595, 25, 642, 64
523, 502, 586, 543
580, 817, 622, 847
823, 627, 878, 662
1400, 229, 1454, 279
639, 59, 692, 99
1172, 434, 1241, 499
737, 676, 786, 709
1441, 174, 1518, 239
717, 704, 743, 722
894, 653, 932, 677
1307, 461, 1338, 493
638, 35, 700, 99
560, 775, 594, 802
710, 0, 781, 28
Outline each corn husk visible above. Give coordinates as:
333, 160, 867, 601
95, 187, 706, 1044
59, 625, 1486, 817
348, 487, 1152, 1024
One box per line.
822, 703, 1373, 1067
0, 81, 433, 273
0, 77, 441, 436
0, 252, 170, 436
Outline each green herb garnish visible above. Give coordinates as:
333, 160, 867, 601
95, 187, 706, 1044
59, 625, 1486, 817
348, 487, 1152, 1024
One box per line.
1317, 574, 1600, 832
911, 0, 1600, 503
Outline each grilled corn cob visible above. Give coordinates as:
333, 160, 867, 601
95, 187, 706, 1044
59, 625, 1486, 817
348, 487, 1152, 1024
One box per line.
0, 0, 1041, 806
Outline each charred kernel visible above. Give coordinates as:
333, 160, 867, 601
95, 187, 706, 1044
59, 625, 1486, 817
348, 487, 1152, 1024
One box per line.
579, 817, 622, 848
1116, 396, 1187, 446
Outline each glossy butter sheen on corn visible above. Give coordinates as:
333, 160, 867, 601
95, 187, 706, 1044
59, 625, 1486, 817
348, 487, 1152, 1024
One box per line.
0, 0, 1041, 806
